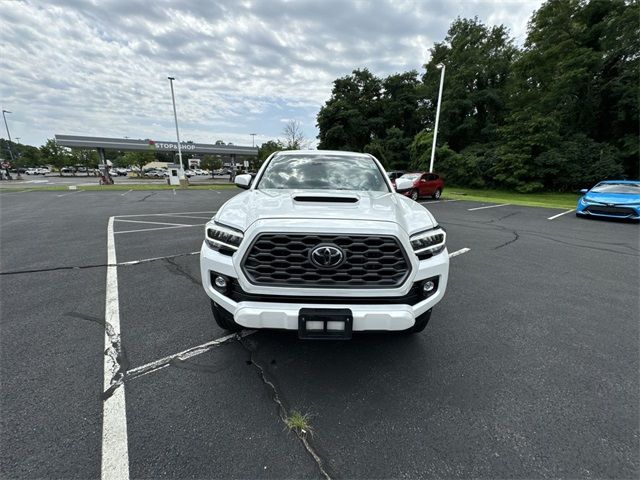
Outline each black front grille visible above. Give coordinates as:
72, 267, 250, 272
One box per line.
221, 276, 424, 305
585, 205, 636, 217
242, 233, 411, 288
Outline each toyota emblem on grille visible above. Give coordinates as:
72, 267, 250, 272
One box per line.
310, 245, 345, 268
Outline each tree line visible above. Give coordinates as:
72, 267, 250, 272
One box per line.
317, 0, 638, 192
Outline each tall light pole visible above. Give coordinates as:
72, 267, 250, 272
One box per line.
2, 109, 19, 180
429, 63, 446, 174
167, 77, 185, 179
250, 133, 257, 148
15, 137, 21, 144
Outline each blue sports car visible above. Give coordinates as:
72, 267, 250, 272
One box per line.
576, 180, 640, 221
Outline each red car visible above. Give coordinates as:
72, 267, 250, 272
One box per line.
397, 172, 444, 201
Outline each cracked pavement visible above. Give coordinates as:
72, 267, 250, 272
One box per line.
1, 190, 638, 479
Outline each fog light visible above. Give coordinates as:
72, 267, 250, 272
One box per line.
214, 275, 228, 290
423, 280, 435, 293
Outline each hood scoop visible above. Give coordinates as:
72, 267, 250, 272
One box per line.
293, 195, 359, 204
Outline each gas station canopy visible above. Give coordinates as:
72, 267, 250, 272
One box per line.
54, 135, 258, 156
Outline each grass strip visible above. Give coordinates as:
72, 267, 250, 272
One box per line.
444, 187, 579, 210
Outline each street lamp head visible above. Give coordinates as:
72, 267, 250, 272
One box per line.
436, 63, 445, 69
2, 110, 11, 114
167, 76, 175, 81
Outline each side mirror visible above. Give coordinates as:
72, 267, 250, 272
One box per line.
395, 178, 412, 191
579, 188, 588, 194
235, 174, 252, 189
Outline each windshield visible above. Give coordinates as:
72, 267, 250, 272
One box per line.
257, 154, 389, 192
401, 173, 420, 180
591, 183, 640, 194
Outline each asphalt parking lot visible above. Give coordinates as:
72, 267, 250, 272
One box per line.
1, 189, 638, 479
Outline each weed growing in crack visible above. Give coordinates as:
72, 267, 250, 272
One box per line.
285, 410, 314, 436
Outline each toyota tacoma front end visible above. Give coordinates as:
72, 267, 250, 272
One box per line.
200, 150, 449, 338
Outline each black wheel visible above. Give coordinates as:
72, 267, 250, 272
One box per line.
406, 309, 432, 334
433, 189, 442, 200
410, 189, 419, 201
210, 301, 242, 332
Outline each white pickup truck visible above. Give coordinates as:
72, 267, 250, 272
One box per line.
200, 150, 449, 339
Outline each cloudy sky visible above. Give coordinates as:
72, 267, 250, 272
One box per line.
1, 0, 542, 148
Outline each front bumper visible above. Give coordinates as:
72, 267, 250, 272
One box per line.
576, 201, 640, 220
200, 237, 449, 331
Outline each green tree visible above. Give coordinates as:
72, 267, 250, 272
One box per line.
40, 139, 71, 175
258, 140, 284, 162
122, 151, 154, 177
201, 155, 222, 176
496, 0, 638, 190
71, 149, 99, 175
317, 68, 384, 151
20, 145, 42, 167
422, 17, 517, 152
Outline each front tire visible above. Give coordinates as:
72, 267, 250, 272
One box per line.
211, 301, 242, 332
406, 309, 432, 333
433, 189, 442, 200
410, 189, 419, 201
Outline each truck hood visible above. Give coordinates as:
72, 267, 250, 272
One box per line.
214, 189, 436, 235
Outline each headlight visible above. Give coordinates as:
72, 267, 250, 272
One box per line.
580, 197, 591, 205
410, 226, 446, 259
205, 222, 243, 252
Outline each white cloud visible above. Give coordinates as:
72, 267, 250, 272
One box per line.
0, 0, 542, 147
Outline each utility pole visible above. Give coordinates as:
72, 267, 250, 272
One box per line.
167, 77, 185, 180
2, 110, 19, 179
429, 63, 446, 174
250, 133, 257, 148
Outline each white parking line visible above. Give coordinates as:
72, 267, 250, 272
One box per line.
102, 217, 129, 480
120, 190, 132, 196
114, 219, 194, 227
127, 330, 257, 380
547, 209, 574, 220
114, 224, 204, 235
118, 251, 199, 266
421, 199, 459, 204
449, 248, 471, 258
56, 190, 83, 198
467, 203, 510, 211
115, 211, 216, 218
159, 214, 213, 220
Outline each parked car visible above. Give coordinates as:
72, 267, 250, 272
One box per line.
114, 168, 128, 176
395, 172, 444, 201
386, 170, 405, 188
194, 169, 205, 175
61, 167, 75, 174
144, 169, 164, 178
36, 167, 50, 175
576, 180, 640, 221
200, 150, 449, 338
25, 168, 39, 175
